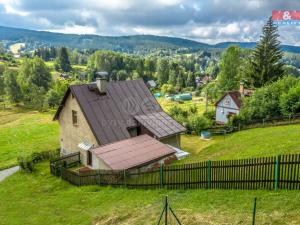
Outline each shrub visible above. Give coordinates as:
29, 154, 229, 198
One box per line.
279, 83, 300, 115
187, 115, 212, 134
169, 105, 188, 118
161, 84, 176, 95
203, 110, 215, 121
18, 149, 60, 173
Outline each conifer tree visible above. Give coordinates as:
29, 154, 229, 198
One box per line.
251, 17, 284, 87
58, 47, 71, 72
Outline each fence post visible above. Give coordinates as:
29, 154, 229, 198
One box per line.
262, 119, 265, 127
160, 164, 164, 188
275, 156, 280, 191
207, 160, 211, 189
123, 170, 127, 188
165, 196, 168, 225
252, 197, 257, 225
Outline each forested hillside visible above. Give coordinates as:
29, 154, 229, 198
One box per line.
0, 26, 300, 54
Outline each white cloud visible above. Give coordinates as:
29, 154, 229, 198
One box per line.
4, 4, 29, 16
47, 24, 97, 34
219, 23, 240, 36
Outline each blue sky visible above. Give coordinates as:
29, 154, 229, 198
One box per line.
0, 0, 299, 45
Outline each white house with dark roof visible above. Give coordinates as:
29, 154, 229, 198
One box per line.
215, 83, 254, 124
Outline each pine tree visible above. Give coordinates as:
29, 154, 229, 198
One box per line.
251, 17, 284, 87
58, 47, 71, 72
186, 71, 196, 88
157, 59, 169, 85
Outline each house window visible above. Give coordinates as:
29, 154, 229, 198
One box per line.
72, 110, 78, 125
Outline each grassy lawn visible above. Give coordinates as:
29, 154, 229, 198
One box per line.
0, 162, 299, 225
0, 109, 59, 169
180, 124, 300, 163
157, 97, 214, 115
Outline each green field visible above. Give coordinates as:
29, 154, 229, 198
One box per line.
180, 124, 300, 163
0, 109, 59, 169
1, 110, 300, 224
0, 162, 299, 225
157, 97, 214, 115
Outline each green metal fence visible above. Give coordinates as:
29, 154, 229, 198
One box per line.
58, 153, 300, 190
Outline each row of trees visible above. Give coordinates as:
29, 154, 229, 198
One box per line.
0, 57, 69, 109
87, 50, 214, 91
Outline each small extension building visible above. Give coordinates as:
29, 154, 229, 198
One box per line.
54, 76, 186, 171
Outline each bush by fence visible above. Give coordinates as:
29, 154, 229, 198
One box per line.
18, 149, 60, 172
58, 153, 300, 190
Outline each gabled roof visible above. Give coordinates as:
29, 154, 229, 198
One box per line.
54, 79, 186, 145
91, 134, 176, 170
215, 91, 242, 109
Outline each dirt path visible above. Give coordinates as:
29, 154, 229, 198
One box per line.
0, 166, 19, 182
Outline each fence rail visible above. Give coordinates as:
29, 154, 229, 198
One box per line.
59, 153, 300, 190
50, 152, 80, 176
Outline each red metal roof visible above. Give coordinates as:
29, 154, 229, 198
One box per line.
215, 91, 242, 109
91, 134, 176, 170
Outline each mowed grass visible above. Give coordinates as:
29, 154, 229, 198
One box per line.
180, 124, 300, 164
0, 162, 299, 225
0, 109, 59, 169
157, 97, 214, 115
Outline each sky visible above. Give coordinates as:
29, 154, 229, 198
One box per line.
0, 0, 299, 45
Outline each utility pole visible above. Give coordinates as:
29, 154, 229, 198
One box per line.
205, 89, 208, 113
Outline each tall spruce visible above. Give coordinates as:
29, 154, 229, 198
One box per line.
58, 47, 71, 72
251, 17, 284, 87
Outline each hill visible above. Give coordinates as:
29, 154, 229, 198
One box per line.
1, 26, 300, 54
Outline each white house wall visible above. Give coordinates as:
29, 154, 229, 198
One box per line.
216, 95, 240, 124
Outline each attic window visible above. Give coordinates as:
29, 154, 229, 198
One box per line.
72, 110, 78, 125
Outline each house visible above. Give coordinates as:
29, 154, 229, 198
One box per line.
195, 75, 212, 87
146, 80, 157, 88
53, 76, 186, 170
215, 82, 254, 124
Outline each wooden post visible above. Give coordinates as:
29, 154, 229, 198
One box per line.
205, 89, 208, 113
207, 160, 212, 189
275, 156, 280, 191
160, 164, 164, 188
252, 197, 257, 225
123, 170, 127, 188
165, 196, 168, 225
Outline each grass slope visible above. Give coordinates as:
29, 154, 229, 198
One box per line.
0, 109, 59, 169
180, 124, 300, 163
0, 162, 299, 225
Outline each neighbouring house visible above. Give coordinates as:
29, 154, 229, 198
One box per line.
195, 75, 212, 87
146, 80, 157, 89
215, 82, 254, 124
53, 75, 186, 170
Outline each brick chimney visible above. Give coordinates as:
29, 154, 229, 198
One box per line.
239, 81, 244, 96
96, 77, 107, 94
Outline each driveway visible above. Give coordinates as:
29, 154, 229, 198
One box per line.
0, 166, 19, 182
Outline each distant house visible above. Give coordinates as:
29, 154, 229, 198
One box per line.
196, 75, 212, 87
53, 76, 186, 171
59, 73, 71, 80
146, 80, 157, 88
215, 82, 254, 124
